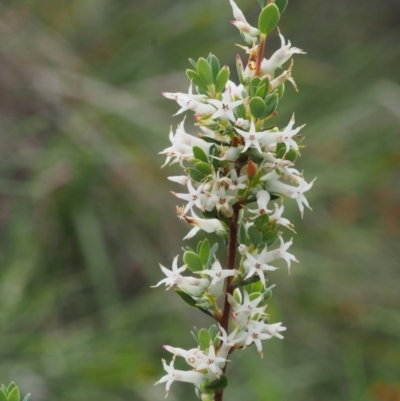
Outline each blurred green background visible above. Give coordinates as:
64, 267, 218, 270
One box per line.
1, 0, 399, 400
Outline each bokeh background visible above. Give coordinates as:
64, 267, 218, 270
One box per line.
0, 0, 399, 400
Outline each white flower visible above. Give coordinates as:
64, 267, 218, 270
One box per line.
220, 169, 247, 190
265, 177, 315, 217
172, 180, 207, 214
163, 83, 215, 116
155, 358, 206, 397
242, 320, 273, 358
207, 90, 244, 122
259, 114, 304, 154
194, 343, 227, 379
238, 244, 249, 255
243, 250, 278, 287
261, 322, 287, 339
163, 346, 207, 369
235, 120, 268, 153
232, 290, 267, 326
247, 190, 272, 219
229, 0, 259, 42
167, 175, 190, 185
262, 236, 298, 272
269, 203, 295, 232
152, 255, 209, 297
217, 326, 246, 359
260, 31, 305, 74
177, 208, 227, 239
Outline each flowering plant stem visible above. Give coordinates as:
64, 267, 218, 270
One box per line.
154, 0, 314, 399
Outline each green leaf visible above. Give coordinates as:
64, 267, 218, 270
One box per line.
199, 239, 210, 266
186, 69, 208, 91
257, 0, 266, 8
195, 161, 212, 176
193, 146, 208, 163
198, 328, 211, 350
276, 82, 285, 99
22, 395, 31, 401
215, 66, 230, 93
276, 143, 298, 162
236, 54, 245, 85
238, 223, 247, 245
188, 58, 198, 69
184, 251, 203, 272
0, 389, 8, 401
208, 324, 219, 343
201, 136, 230, 146
232, 275, 261, 288
255, 83, 267, 99
205, 374, 228, 390
207, 243, 219, 268
8, 387, 20, 401
197, 57, 214, 86
248, 225, 262, 245
235, 103, 247, 119
251, 280, 264, 293
191, 327, 200, 345
258, 4, 280, 35
175, 289, 197, 307
263, 285, 274, 300
275, 0, 288, 14
188, 168, 207, 182
261, 93, 279, 118
254, 214, 270, 231
7, 383, 17, 394
208, 54, 221, 81
249, 97, 267, 119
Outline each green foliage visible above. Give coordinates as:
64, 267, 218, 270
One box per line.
0, 384, 29, 401
197, 57, 214, 86
258, 4, 280, 35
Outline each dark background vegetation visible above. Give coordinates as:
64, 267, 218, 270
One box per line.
0, 0, 399, 400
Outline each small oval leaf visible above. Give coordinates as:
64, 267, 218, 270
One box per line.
249, 97, 267, 119
8, 387, 20, 401
248, 225, 263, 245
197, 57, 214, 86
193, 146, 208, 163
198, 328, 211, 350
205, 374, 228, 390
215, 66, 230, 93
208, 54, 221, 81
199, 239, 210, 266
0, 390, 8, 401
195, 161, 212, 176
184, 251, 203, 272
258, 4, 280, 35
186, 69, 208, 91
275, 0, 288, 14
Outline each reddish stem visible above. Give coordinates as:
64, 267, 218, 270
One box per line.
214, 202, 240, 401
255, 34, 266, 77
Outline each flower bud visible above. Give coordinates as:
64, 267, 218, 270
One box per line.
245, 160, 258, 177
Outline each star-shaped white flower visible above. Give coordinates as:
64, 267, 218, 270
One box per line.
269, 203, 295, 232
235, 120, 268, 154
155, 358, 206, 397
200, 259, 238, 287
262, 236, 298, 272
243, 250, 278, 287
207, 90, 244, 122
194, 343, 227, 379
243, 320, 273, 358
247, 190, 272, 219
261, 31, 305, 74
172, 180, 207, 214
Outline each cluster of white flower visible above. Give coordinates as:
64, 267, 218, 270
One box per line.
154, 0, 314, 399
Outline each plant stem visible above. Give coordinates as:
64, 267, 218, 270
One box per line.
214, 202, 240, 401
255, 34, 266, 76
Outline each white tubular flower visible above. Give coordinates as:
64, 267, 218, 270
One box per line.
220, 169, 247, 190
177, 208, 227, 240
259, 114, 304, 154
261, 322, 287, 339
175, 119, 212, 154
269, 60, 298, 92
218, 326, 246, 359
243, 250, 278, 287
235, 120, 268, 153
167, 175, 190, 185
265, 177, 315, 217
262, 236, 298, 271
247, 190, 272, 219
269, 203, 295, 232
231, 20, 260, 37
163, 346, 208, 369
236, 118, 250, 130
172, 181, 207, 214
163, 83, 213, 116
152, 255, 209, 297
233, 290, 267, 326
260, 31, 305, 74
229, 0, 247, 23
195, 343, 227, 379
213, 146, 240, 162
243, 320, 273, 358
204, 183, 236, 217
156, 358, 207, 398
238, 244, 249, 255
207, 90, 244, 122
200, 259, 238, 286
